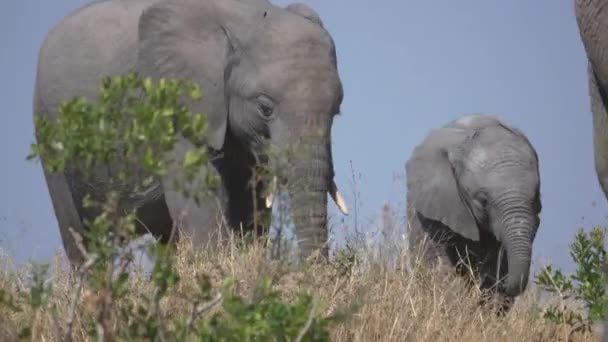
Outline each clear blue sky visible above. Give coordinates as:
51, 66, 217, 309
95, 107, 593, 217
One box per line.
1, 1, 606, 278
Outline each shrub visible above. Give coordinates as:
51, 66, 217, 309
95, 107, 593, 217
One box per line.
535, 225, 608, 335
3, 71, 605, 341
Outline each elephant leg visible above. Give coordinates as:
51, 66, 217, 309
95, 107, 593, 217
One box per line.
423, 241, 455, 282
161, 166, 229, 251
132, 194, 174, 244
221, 161, 272, 244
162, 189, 228, 250
162, 136, 273, 253
407, 207, 455, 277
478, 289, 514, 317
41, 165, 86, 267
477, 240, 509, 293
476, 242, 514, 315
160, 140, 230, 250
214, 134, 273, 245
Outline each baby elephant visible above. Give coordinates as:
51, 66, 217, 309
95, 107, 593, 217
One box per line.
406, 113, 542, 310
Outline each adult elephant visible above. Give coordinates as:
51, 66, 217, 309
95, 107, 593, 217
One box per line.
406, 113, 542, 310
33, 0, 349, 266
575, 0, 608, 204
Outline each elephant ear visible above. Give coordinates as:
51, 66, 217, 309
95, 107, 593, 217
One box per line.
406, 127, 480, 241
285, 3, 324, 27
136, 0, 247, 151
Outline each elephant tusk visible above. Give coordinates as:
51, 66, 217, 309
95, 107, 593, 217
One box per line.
329, 179, 349, 215
265, 176, 278, 209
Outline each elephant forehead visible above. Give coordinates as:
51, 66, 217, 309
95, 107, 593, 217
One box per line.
465, 147, 491, 169
466, 142, 537, 170
454, 113, 484, 126
451, 113, 503, 130
243, 58, 342, 104
255, 57, 339, 81
250, 33, 336, 66
479, 130, 538, 163
250, 11, 335, 56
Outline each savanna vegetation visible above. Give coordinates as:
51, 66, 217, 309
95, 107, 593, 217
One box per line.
0, 73, 606, 341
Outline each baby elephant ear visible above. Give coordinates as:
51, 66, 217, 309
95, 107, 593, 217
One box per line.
285, 3, 324, 27
406, 128, 480, 242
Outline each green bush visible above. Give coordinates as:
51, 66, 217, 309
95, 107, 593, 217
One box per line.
535, 225, 608, 334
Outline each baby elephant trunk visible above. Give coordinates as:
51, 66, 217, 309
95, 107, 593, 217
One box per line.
500, 211, 535, 298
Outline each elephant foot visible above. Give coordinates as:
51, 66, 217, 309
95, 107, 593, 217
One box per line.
478, 290, 514, 317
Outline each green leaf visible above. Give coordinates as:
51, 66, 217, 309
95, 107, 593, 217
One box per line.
18, 327, 31, 340
189, 83, 203, 101
183, 149, 205, 169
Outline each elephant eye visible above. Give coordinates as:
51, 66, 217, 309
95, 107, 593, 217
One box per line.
256, 94, 275, 118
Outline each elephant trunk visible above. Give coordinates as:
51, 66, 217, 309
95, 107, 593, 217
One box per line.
499, 207, 535, 298
287, 139, 332, 259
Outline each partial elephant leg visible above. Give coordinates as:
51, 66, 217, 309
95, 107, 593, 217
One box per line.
407, 207, 455, 277
161, 140, 230, 250
476, 241, 514, 315
407, 213, 481, 309
133, 194, 174, 244
41, 166, 86, 267
477, 241, 509, 293
162, 179, 228, 250
217, 137, 272, 244
223, 167, 272, 245
408, 206, 502, 304
163, 186, 228, 250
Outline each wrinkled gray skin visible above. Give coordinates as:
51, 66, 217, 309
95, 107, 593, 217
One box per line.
33, 0, 347, 266
575, 1, 608, 337
575, 0, 608, 205
406, 113, 542, 308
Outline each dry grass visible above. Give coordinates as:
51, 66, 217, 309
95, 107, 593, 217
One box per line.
0, 233, 600, 342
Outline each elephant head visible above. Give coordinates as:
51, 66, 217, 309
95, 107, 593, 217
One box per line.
575, 0, 608, 203
407, 114, 542, 297
135, 0, 348, 258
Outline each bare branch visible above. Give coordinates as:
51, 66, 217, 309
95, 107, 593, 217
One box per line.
186, 293, 223, 334
295, 296, 318, 342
